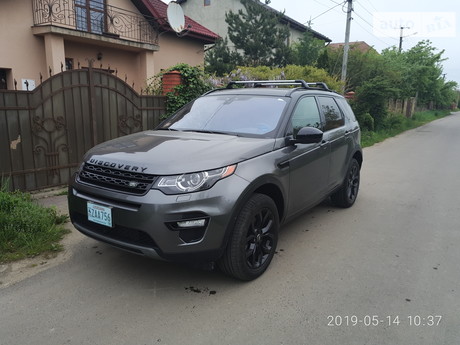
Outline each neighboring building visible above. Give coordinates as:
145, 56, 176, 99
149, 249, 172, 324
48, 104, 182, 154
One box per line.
0, 0, 218, 92
328, 41, 377, 54
178, 0, 331, 47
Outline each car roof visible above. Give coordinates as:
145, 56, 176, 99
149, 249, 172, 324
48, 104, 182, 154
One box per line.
203, 80, 341, 98
204, 87, 342, 98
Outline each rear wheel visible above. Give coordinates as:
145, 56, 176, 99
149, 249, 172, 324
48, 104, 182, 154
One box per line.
331, 158, 360, 208
219, 193, 279, 281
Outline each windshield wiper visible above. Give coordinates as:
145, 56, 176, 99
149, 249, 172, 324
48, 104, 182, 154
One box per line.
157, 127, 179, 131
182, 129, 238, 136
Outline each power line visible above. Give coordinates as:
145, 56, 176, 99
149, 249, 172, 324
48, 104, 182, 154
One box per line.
352, 17, 395, 47
352, 9, 373, 28
354, 2, 401, 41
355, 0, 374, 17
354, 1, 393, 28
307, 1, 344, 24
353, 9, 399, 43
361, 0, 379, 13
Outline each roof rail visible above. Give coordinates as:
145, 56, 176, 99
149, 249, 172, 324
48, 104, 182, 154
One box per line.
226, 80, 332, 91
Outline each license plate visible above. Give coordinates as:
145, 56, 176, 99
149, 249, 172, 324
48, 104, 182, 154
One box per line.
87, 202, 113, 228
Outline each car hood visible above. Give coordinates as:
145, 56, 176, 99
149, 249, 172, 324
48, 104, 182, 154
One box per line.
83, 130, 276, 175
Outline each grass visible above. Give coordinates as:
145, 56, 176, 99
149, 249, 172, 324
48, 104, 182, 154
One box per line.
0, 186, 69, 263
361, 110, 453, 148
55, 189, 68, 196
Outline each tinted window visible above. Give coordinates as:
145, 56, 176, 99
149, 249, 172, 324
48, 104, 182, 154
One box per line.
336, 98, 357, 123
158, 95, 288, 138
318, 97, 344, 131
290, 97, 321, 136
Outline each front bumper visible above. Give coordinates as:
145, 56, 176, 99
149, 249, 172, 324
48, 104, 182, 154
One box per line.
68, 173, 249, 262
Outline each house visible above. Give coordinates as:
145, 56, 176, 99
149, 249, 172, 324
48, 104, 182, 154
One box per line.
328, 41, 377, 54
0, 0, 218, 92
177, 0, 331, 47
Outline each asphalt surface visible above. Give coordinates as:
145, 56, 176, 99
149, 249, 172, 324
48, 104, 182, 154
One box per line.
1, 112, 459, 345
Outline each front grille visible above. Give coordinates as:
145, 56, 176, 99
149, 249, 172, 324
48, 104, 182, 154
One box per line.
78, 163, 157, 195
73, 213, 158, 249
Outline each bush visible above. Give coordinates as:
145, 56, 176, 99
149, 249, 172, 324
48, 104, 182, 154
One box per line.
382, 115, 405, 130
356, 112, 374, 131
227, 65, 344, 92
352, 76, 399, 130
0, 189, 68, 263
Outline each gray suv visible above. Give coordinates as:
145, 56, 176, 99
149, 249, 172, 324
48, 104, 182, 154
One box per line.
68, 80, 362, 280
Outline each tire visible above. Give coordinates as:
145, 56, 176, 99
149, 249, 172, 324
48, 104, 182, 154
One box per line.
331, 158, 360, 208
218, 193, 279, 281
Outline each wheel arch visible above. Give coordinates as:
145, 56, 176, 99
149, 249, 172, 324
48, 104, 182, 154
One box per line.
217, 177, 287, 260
353, 150, 363, 167
253, 183, 285, 222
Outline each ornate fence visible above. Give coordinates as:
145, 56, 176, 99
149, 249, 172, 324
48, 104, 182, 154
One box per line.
0, 66, 166, 191
32, 0, 159, 45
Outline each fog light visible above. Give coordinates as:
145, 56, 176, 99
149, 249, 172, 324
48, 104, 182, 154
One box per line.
176, 219, 206, 228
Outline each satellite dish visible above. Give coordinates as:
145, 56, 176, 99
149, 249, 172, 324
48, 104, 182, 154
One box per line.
167, 2, 186, 33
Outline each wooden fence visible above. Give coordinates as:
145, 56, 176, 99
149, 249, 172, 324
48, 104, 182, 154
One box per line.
0, 66, 166, 192
388, 98, 417, 117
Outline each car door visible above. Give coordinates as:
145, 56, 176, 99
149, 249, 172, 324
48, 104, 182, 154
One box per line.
317, 96, 348, 191
283, 96, 331, 218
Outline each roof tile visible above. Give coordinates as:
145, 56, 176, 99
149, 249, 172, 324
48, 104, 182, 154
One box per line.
140, 0, 219, 43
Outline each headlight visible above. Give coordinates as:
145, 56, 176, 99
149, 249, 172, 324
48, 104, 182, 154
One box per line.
153, 165, 237, 195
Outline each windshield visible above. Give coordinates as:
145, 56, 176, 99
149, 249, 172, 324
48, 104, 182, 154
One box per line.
158, 95, 288, 138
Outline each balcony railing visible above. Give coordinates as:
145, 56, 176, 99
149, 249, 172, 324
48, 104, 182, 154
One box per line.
32, 0, 159, 45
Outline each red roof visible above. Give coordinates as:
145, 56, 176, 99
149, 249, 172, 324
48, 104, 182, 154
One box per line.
328, 41, 377, 53
138, 0, 219, 43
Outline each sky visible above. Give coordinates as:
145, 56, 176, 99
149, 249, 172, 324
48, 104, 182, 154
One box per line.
267, 0, 460, 85
163, 0, 459, 85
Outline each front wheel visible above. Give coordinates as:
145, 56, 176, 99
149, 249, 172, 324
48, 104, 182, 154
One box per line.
218, 193, 279, 281
331, 158, 361, 208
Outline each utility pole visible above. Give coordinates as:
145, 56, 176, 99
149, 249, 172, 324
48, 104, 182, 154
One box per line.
341, 0, 353, 93
398, 26, 410, 52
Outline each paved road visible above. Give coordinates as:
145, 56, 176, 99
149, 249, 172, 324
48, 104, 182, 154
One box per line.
1, 113, 460, 345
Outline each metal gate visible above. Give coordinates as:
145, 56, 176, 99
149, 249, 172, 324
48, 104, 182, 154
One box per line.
0, 66, 166, 191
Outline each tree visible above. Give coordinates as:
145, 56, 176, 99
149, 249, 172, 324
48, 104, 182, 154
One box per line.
291, 30, 325, 66
402, 41, 446, 106
205, 37, 243, 76
225, 0, 291, 67
352, 76, 399, 129
319, 39, 457, 127
320, 45, 386, 93
381, 41, 458, 108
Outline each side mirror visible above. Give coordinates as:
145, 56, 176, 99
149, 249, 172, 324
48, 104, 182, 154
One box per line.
289, 127, 323, 145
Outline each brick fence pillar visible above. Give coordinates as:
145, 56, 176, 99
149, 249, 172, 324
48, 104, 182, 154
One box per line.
161, 70, 182, 95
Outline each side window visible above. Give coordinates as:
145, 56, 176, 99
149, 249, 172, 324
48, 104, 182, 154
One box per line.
336, 98, 358, 123
290, 97, 321, 136
318, 97, 345, 131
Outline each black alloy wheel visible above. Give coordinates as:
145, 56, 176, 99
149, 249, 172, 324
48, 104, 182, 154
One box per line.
245, 206, 276, 270
218, 193, 279, 281
331, 158, 360, 208
346, 160, 360, 202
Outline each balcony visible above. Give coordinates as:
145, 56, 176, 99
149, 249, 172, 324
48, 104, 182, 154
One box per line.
32, 0, 159, 46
